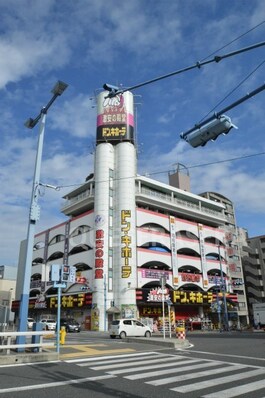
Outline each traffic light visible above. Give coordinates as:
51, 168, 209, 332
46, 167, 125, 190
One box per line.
61, 265, 70, 282
102, 83, 121, 97
180, 114, 238, 148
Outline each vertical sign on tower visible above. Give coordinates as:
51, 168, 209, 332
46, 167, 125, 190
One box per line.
94, 217, 105, 279
169, 216, 178, 286
121, 210, 132, 278
198, 223, 208, 287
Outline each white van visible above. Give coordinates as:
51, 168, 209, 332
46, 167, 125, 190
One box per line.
109, 319, 152, 339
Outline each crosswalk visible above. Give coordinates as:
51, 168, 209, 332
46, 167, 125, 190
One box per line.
65, 351, 265, 397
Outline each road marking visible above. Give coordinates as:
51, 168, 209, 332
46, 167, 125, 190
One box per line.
203, 377, 265, 398
78, 352, 168, 366
131, 361, 223, 382
185, 349, 265, 362
172, 367, 265, 393
90, 354, 184, 370
0, 375, 115, 394
60, 344, 135, 359
146, 364, 244, 386
0, 360, 60, 368
65, 351, 158, 363
112, 358, 201, 375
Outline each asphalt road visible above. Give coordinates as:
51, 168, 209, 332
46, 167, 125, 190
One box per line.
0, 331, 265, 398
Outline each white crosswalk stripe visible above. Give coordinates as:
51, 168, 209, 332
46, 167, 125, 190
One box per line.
172, 367, 265, 393
145, 363, 245, 385
73, 352, 265, 397
126, 361, 221, 380
78, 352, 166, 367
109, 358, 201, 375
90, 354, 188, 371
202, 377, 265, 398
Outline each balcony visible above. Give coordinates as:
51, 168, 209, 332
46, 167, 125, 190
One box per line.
136, 185, 226, 225
61, 186, 94, 216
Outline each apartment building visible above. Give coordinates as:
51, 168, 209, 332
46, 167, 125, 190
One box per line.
14, 90, 240, 331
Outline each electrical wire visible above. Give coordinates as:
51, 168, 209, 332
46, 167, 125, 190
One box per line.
51, 22, 265, 191
198, 58, 265, 123
195, 20, 265, 123
54, 150, 265, 190
200, 20, 265, 62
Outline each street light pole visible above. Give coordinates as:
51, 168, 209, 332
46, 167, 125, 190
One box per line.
218, 245, 229, 331
214, 274, 222, 331
16, 81, 68, 349
160, 276, 166, 340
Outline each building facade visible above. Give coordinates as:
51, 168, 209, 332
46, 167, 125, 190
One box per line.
0, 265, 16, 326
240, 229, 265, 323
14, 91, 241, 331
199, 193, 249, 325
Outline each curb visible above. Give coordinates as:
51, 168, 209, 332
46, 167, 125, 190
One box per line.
125, 336, 191, 349
0, 351, 59, 365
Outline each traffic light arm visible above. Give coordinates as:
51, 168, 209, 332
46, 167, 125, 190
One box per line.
181, 82, 265, 139
104, 40, 265, 98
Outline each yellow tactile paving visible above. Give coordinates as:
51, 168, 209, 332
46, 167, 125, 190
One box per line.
59, 344, 135, 359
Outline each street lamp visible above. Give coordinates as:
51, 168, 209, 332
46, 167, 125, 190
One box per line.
160, 276, 166, 340
16, 81, 68, 349
218, 245, 229, 331
214, 274, 222, 331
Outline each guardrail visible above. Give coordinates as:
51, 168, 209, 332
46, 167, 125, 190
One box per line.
0, 331, 55, 354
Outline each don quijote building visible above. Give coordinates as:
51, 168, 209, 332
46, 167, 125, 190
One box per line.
13, 90, 245, 331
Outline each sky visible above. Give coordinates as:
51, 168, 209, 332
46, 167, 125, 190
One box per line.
0, 0, 265, 267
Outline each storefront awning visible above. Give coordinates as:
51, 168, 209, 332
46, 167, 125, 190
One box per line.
106, 306, 120, 314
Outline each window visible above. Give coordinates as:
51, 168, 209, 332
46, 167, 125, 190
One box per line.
49, 235, 65, 245
71, 225, 91, 237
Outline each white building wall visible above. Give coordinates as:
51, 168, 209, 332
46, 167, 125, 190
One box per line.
136, 208, 170, 232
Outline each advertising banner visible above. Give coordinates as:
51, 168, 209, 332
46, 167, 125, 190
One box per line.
96, 91, 134, 144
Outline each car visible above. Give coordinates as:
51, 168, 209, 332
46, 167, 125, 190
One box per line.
40, 318, 57, 331
27, 318, 35, 329
60, 318, 81, 333
109, 319, 152, 339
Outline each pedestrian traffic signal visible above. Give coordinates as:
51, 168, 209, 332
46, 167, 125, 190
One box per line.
61, 265, 70, 282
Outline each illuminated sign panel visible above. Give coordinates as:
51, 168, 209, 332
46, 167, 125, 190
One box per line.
172, 290, 213, 304
169, 216, 178, 286
95, 229, 104, 279
198, 224, 208, 287
136, 288, 213, 305
97, 92, 134, 144
121, 210, 132, 278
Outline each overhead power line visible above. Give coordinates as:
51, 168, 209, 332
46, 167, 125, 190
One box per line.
52, 150, 265, 190
104, 40, 265, 97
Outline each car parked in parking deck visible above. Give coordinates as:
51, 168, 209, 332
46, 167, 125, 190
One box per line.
109, 319, 152, 339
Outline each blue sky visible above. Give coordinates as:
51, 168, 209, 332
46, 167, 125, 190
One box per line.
1, 0, 265, 266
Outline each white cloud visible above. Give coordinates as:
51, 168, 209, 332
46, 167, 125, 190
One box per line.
49, 94, 97, 138
138, 140, 265, 217
1, 0, 265, 266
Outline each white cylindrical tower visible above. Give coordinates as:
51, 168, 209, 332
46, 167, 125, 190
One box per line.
93, 142, 114, 331
93, 90, 136, 329
113, 141, 137, 317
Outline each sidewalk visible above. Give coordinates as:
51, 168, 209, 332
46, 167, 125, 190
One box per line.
0, 331, 191, 365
